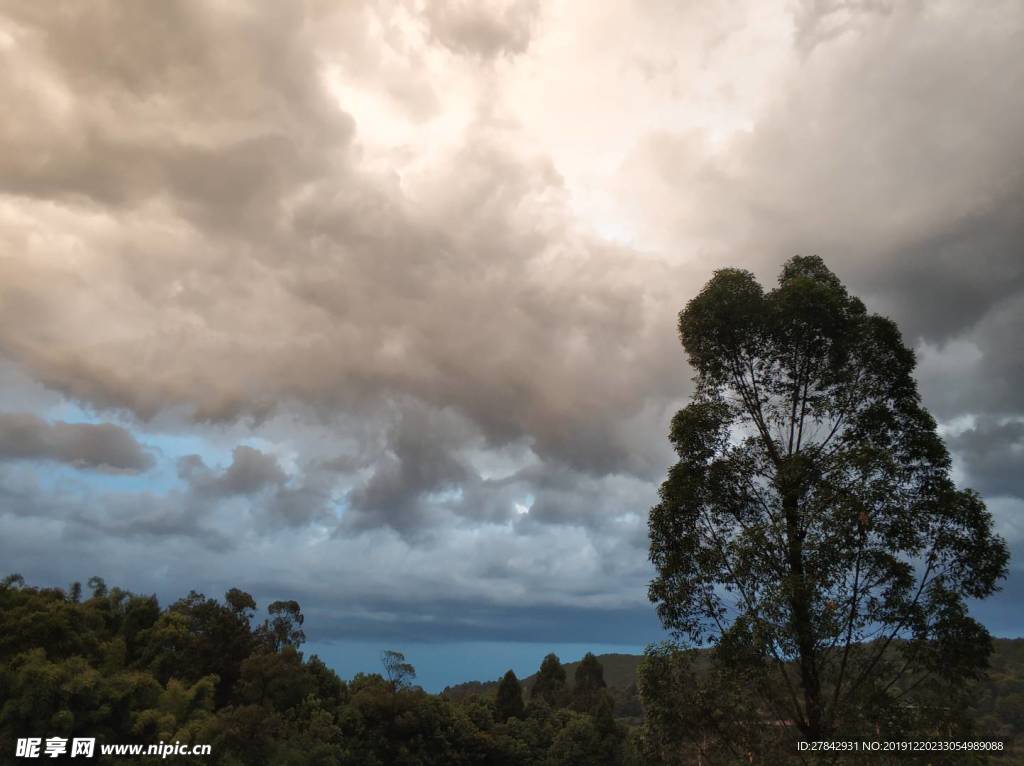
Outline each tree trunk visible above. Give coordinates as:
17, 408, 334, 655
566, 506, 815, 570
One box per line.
783, 489, 824, 740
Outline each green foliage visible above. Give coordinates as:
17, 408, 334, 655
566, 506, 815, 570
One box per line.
531, 653, 567, 707
0, 576, 644, 765
647, 256, 1009, 757
381, 649, 417, 691
261, 600, 306, 652
3, 569, 1022, 766
495, 670, 525, 721
637, 642, 788, 765
449, 652, 647, 722
139, 590, 256, 706
571, 653, 608, 715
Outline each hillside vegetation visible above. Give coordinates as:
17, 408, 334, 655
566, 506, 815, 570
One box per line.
0, 576, 634, 765
3, 575, 1021, 764
450, 643, 1024, 742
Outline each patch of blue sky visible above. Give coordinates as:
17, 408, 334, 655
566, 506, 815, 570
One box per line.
515, 494, 535, 515
141, 431, 233, 469
23, 396, 250, 495
330, 494, 351, 521
41, 399, 109, 425
38, 396, 249, 471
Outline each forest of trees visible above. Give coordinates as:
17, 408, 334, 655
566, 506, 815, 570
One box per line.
0, 575, 640, 765
3, 574, 1024, 764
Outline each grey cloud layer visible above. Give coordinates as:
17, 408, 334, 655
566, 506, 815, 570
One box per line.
0, 1, 687, 477
951, 420, 1024, 501
181, 446, 288, 497
0, 0, 1021, 644
616, 1, 1024, 424
0, 413, 152, 472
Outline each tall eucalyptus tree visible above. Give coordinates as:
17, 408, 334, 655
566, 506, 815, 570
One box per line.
647, 256, 1007, 745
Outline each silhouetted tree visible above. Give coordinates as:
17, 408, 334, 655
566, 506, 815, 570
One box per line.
87, 575, 107, 599
531, 652, 567, 707
572, 653, 607, 714
647, 256, 1008, 749
225, 587, 257, 617
380, 649, 416, 691
495, 669, 525, 720
261, 599, 305, 652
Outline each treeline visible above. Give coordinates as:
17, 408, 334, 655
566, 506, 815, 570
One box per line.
5, 574, 1023, 765
443, 654, 644, 723
0, 575, 640, 765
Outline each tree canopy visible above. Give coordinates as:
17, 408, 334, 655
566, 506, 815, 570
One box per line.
380, 649, 417, 691
495, 670, 526, 721
531, 653, 568, 707
647, 256, 1008, 749
0, 575, 632, 765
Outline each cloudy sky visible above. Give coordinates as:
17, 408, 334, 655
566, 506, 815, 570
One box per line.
1, 0, 1022, 690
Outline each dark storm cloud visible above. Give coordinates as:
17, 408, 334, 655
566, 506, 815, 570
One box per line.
968, 569, 1024, 637
266, 483, 335, 529
0, 438, 333, 551
863, 203, 1024, 346
971, 296, 1024, 416
345, 449, 468, 533
306, 599, 663, 645
343, 405, 474, 533
0, 466, 228, 549
340, 399, 669, 536
951, 420, 1024, 500
179, 446, 334, 529
0, 413, 152, 472
181, 446, 288, 497
511, 462, 655, 532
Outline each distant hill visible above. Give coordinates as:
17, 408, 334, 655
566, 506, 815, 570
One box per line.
441, 652, 644, 701
440, 651, 650, 721
441, 639, 1024, 732
446, 639, 1024, 737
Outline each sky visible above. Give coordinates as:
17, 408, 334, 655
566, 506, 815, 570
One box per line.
0, 0, 1022, 692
